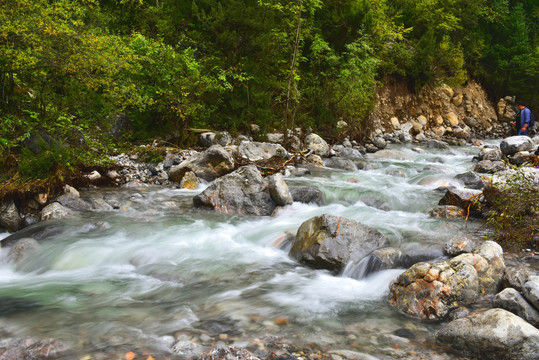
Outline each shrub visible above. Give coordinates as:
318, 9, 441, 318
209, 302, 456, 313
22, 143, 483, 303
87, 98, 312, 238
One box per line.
485, 167, 539, 249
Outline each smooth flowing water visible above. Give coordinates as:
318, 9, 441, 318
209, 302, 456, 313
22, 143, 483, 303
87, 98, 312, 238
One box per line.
0, 143, 486, 359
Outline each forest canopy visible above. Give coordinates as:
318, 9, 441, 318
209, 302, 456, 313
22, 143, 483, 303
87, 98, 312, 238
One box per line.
1, 0, 538, 178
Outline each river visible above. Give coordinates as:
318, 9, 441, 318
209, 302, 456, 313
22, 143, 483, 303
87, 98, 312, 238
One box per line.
0, 143, 487, 359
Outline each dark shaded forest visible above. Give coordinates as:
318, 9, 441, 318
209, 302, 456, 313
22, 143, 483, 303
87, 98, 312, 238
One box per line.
1, 0, 538, 179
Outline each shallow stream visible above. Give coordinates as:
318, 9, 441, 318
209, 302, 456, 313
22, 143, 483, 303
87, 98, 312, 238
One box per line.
0, 143, 489, 359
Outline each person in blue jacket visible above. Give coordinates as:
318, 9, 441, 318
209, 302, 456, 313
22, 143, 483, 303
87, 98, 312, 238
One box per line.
515, 100, 532, 135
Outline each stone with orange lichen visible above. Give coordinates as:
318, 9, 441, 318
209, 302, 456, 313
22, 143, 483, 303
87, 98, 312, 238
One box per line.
388, 241, 504, 320
443, 236, 475, 256
424, 268, 440, 282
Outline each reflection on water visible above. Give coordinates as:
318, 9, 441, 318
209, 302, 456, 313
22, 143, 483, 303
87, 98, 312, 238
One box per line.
0, 143, 482, 358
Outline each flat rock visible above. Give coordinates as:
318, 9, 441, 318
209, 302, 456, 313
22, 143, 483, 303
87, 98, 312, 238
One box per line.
433, 308, 539, 360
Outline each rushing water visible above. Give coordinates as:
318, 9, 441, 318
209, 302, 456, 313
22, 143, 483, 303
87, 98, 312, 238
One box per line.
0, 143, 486, 359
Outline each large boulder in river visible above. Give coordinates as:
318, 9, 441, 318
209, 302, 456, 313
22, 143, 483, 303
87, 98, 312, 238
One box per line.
0, 201, 21, 232
305, 133, 330, 157
237, 141, 288, 162
169, 145, 235, 182
289, 214, 390, 273
500, 136, 534, 156
193, 165, 275, 216
388, 241, 505, 320
433, 308, 539, 360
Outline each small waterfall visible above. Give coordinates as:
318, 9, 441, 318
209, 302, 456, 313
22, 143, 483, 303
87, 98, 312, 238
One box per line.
341, 254, 389, 279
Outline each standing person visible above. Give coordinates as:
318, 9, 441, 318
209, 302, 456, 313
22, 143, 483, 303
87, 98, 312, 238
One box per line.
515, 100, 532, 135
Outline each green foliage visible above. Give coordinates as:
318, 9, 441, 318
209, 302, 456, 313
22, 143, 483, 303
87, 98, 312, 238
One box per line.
486, 167, 539, 249
18, 145, 72, 179
1, 0, 539, 181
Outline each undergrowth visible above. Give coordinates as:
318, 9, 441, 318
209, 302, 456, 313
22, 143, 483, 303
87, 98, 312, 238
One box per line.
486, 163, 539, 250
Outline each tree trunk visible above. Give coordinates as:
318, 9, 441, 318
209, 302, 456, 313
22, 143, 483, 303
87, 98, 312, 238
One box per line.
284, 0, 302, 142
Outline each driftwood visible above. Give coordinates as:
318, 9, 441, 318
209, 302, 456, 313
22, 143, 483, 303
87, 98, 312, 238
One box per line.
234, 150, 311, 177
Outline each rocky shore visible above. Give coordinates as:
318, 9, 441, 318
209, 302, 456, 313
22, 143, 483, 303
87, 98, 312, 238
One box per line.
1, 84, 539, 359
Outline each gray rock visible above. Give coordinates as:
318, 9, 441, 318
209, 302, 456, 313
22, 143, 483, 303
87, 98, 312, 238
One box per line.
288, 186, 324, 205
172, 335, 202, 357
289, 214, 390, 273
85, 170, 102, 182
169, 145, 235, 182
455, 172, 485, 190
324, 158, 357, 171
163, 152, 181, 169
63, 185, 79, 197
268, 173, 293, 206
415, 133, 427, 142
41, 202, 73, 221
500, 136, 534, 156
479, 147, 503, 161
433, 308, 539, 360
426, 139, 450, 149
200, 131, 232, 147
91, 199, 114, 211
522, 276, 539, 311
398, 132, 413, 143
305, 133, 330, 157
493, 288, 539, 327
283, 166, 311, 177
443, 236, 476, 256
474, 159, 505, 173
55, 194, 92, 211
372, 136, 387, 149
237, 141, 288, 161
389, 241, 505, 320
193, 165, 275, 216
365, 144, 379, 153
0, 201, 21, 232
180, 171, 200, 190
399, 248, 445, 268
510, 151, 532, 165
266, 133, 284, 143
22, 213, 40, 228
503, 267, 534, 293
7, 238, 40, 265
198, 346, 260, 360
336, 148, 364, 159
